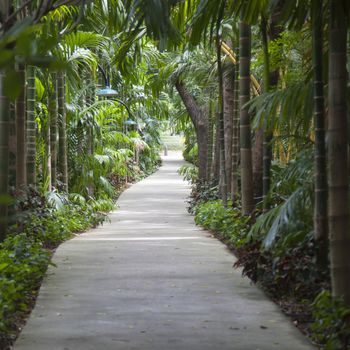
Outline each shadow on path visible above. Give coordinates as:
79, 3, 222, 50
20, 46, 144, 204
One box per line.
15, 152, 315, 350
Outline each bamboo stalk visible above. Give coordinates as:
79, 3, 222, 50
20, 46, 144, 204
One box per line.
239, 20, 254, 215
0, 70, 9, 240
26, 66, 36, 187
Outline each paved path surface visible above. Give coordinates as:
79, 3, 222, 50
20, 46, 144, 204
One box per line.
15, 153, 315, 350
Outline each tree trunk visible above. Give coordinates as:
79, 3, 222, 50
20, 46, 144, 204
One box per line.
261, 6, 283, 211
252, 128, 263, 202
44, 92, 52, 192
239, 19, 254, 215
26, 66, 36, 187
261, 17, 271, 209
212, 114, 220, 182
231, 49, 240, 204
8, 102, 16, 188
312, 0, 328, 268
58, 71, 68, 192
50, 72, 58, 189
86, 76, 95, 196
328, 0, 350, 305
206, 98, 214, 181
223, 60, 235, 196
175, 80, 208, 183
217, 36, 227, 206
16, 64, 26, 189
0, 70, 9, 240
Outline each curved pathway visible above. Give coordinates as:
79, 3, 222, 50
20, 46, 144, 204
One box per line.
15, 152, 314, 350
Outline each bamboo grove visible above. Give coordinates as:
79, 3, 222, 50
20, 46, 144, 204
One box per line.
1, 0, 350, 347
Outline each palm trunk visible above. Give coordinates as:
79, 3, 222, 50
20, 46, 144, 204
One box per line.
261, 17, 272, 210
50, 72, 58, 189
217, 37, 227, 206
26, 66, 36, 187
252, 129, 263, 202
206, 97, 214, 181
223, 60, 235, 196
312, 0, 328, 268
44, 93, 52, 192
0, 70, 10, 240
16, 64, 26, 189
328, 0, 350, 305
86, 76, 95, 196
239, 19, 254, 215
212, 114, 220, 182
9, 102, 16, 187
261, 6, 283, 210
231, 50, 240, 204
58, 71, 68, 192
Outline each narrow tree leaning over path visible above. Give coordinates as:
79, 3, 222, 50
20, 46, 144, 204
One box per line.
175, 80, 208, 183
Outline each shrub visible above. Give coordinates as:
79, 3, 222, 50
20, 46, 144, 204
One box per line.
194, 200, 251, 248
312, 290, 350, 349
178, 164, 198, 184
0, 234, 51, 332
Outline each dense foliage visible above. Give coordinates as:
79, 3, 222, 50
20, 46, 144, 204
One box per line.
1, 0, 350, 349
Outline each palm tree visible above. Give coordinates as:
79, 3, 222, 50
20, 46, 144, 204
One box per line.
16, 63, 27, 189
217, 34, 228, 206
206, 96, 215, 180
327, 0, 350, 306
239, 18, 254, 215
311, 0, 328, 268
8, 101, 16, 187
0, 69, 9, 240
223, 58, 234, 195
57, 70, 68, 192
231, 47, 240, 203
49, 72, 58, 188
26, 65, 36, 187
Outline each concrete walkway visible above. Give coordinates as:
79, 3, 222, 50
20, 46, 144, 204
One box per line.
15, 153, 315, 350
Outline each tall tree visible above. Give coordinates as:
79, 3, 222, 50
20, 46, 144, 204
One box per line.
206, 95, 214, 180
327, 0, 350, 305
8, 101, 16, 188
239, 18, 254, 215
261, 2, 283, 210
58, 70, 68, 192
50, 72, 58, 189
252, 127, 263, 202
26, 66, 36, 187
0, 70, 9, 240
231, 48, 240, 204
16, 64, 27, 189
217, 35, 227, 206
311, 0, 328, 267
223, 59, 235, 196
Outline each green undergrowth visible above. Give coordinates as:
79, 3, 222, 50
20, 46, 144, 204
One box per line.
193, 200, 251, 248
0, 191, 115, 348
